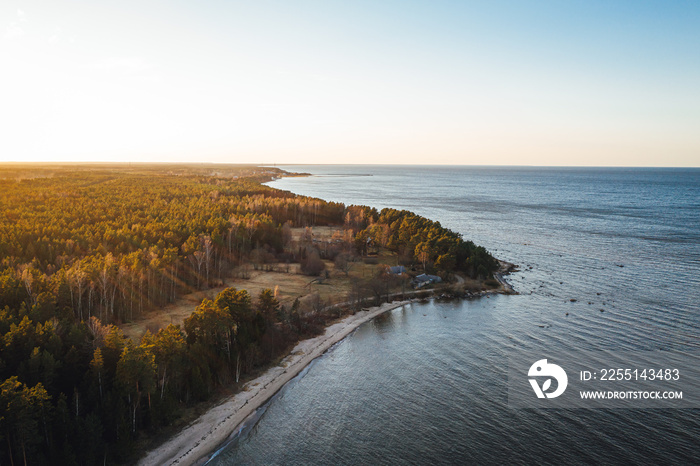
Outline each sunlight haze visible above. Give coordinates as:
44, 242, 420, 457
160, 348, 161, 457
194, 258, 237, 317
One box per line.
1, 0, 699, 166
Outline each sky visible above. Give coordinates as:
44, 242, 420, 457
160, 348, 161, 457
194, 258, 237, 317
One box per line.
1, 0, 699, 166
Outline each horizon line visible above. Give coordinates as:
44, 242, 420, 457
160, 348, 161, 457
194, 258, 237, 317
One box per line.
1, 161, 699, 169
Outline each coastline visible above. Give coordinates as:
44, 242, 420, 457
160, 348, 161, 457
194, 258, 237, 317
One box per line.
138, 299, 416, 466
138, 266, 517, 466
134, 170, 517, 465
494, 260, 517, 294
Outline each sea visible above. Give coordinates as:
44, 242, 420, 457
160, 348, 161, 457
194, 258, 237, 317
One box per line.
208, 165, 700, 465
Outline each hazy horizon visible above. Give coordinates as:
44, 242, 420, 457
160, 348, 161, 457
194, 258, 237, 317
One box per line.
2, 1, 699, 167
3, 161, 700, 169
4, 160, 700, 168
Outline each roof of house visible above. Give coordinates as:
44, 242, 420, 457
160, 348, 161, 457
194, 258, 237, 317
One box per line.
413, 273, 442, 283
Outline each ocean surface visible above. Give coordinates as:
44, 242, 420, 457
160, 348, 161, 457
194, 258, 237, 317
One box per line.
209, 166, 700, 465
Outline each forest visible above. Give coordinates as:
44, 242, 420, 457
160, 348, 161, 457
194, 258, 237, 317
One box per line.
0, 164, 498, 464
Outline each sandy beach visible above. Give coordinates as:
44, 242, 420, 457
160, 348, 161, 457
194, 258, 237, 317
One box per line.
138, 300, 414, 466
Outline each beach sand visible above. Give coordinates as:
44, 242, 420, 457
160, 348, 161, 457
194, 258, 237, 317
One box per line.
138, 300, 414, 466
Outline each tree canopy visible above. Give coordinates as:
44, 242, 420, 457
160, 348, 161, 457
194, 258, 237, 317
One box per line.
0, 165, 498, 463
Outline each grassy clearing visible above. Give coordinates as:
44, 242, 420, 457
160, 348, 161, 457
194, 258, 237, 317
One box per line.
121, 227, 396, 340
121, 226, 499, 342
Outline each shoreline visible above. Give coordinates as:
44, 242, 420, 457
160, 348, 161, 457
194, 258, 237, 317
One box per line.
138, 299, 416, 466
138, 268, 518, 466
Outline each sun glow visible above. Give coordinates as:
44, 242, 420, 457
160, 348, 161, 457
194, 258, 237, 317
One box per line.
1, 1, 699, 166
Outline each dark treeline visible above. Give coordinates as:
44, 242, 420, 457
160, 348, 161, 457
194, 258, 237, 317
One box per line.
0, 166, 497, 464
356, 207, 498, 278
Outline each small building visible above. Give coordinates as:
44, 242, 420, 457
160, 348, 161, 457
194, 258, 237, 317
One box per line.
412, 273, 442, 288
389, 265, 406, 275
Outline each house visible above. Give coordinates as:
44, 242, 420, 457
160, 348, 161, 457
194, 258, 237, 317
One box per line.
412, 273, 442, 288
389, 265, 406, 275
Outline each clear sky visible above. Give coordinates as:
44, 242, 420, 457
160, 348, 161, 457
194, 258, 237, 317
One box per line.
1, 0, 699, 166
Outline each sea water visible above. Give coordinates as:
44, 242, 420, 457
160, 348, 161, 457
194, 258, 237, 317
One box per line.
209, 166, 700, 465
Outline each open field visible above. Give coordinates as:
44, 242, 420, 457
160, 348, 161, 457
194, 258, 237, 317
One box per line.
122, 226, 407, 341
